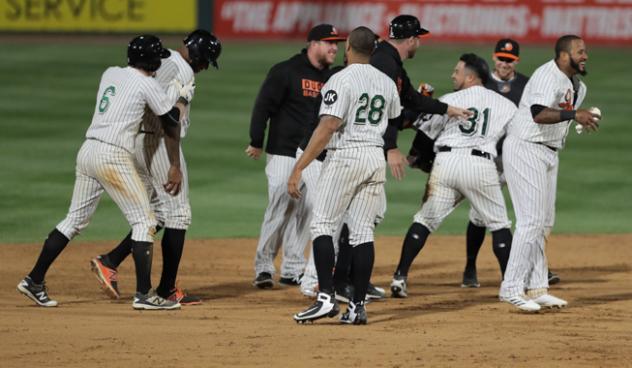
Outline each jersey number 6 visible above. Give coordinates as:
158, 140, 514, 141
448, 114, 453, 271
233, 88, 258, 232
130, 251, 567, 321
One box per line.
98, 86, 116, 114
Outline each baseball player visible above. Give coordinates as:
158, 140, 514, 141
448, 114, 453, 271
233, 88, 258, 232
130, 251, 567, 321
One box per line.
390, 54, 516, 299
499, 35, 599, 312
17, 35, 192, 310
89, 30, 222, 305
460, 38, 531, 288
247, 24, 345, 289
290, 26, 401, 324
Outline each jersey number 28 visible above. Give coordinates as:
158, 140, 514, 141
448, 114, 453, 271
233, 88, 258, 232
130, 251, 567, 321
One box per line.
354, 93, 385, 126
459, 107, 490, 136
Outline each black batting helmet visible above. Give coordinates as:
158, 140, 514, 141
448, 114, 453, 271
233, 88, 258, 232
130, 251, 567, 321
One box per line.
184, 30, 222, 71
127, 35, 171, 72
389, 15, 429, 39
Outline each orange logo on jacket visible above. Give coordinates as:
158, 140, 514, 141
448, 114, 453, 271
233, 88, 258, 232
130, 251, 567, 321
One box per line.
558, 89, 574, 111
302, 79, 323, 97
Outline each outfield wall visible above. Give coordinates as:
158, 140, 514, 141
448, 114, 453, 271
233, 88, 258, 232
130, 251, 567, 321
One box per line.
2, 0, 631, 45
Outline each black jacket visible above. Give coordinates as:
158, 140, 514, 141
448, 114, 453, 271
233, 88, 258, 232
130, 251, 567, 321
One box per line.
485, 72, 529, 106
370, 41, 448, 150
249, 50, 330, 157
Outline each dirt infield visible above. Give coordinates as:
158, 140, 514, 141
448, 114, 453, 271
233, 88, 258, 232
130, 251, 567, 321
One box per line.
1, 235, 631, 367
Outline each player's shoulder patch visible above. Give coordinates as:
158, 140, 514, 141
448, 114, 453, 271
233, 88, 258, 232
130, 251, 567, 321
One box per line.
323, 90, 338, 105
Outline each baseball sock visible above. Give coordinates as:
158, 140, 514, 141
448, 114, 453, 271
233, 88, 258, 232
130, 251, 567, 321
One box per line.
313, 235, 335, 295
465, 221, 486, 273
132, 241, 153, 295
156, 228, 186, 298
332, 224, 352, 286
104, 226, 162, 268
491, 228, 512, 277
351, 242, 374, 304
28, 229, 70, 284
394, 222, 430, 277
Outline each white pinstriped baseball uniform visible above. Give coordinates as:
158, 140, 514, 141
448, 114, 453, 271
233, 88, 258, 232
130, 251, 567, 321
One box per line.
500, 60, 586, 298
56, 66, 173, 243
135, 50, 194, 230
310, 63, 400, 246
413, 85, 515, 232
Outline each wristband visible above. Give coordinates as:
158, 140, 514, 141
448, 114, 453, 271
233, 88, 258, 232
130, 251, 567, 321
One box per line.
560, 110, 576, 121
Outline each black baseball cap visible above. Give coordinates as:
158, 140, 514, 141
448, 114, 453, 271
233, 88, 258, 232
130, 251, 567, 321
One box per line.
389, 15, 429, 39
307, 24, 346, 42
494, 38, 520, 61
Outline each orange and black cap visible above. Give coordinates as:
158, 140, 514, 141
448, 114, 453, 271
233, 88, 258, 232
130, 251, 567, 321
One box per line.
494, 38, 520, 61
307, 24, 346, 42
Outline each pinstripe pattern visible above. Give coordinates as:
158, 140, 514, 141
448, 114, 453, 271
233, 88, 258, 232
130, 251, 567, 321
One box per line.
57, 140, 156, 242
86, 67, 172, 153
135, 50, 194, 229
500, 60, 587, 298
413, 86, 514, 232
311, 64, 400, 246
254, 154, 310, 277
56, 65, 173, 243
508, 60, 586, 148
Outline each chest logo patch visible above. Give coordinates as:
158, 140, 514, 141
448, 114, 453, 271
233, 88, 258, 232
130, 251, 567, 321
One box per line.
323, 90, 338, 105
558, 88, 574, 111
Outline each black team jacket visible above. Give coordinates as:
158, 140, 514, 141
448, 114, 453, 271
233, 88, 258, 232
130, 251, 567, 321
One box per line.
249, 49, 331, 158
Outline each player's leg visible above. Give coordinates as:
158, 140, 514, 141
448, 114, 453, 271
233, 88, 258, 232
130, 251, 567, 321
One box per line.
279, 189, 310, 285
19, 142, 103, 307
499, 137, 551, 311
298, 158, 323, 296
463, 208, 487, 288
460, 156, 512, 283
294, 150, 364, 322
543, 166, 561, 285
254, 154, 295, 287
392, 154, 463, 297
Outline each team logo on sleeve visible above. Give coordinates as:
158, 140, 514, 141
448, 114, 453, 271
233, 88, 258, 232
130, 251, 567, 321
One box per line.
323, 90, 338, 105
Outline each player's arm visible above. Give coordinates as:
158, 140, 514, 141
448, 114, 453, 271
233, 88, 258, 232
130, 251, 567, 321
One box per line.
158, 102, 187, 195
288, 115, 341, 199
530, 105, 599, 130
247, 64, 288, 159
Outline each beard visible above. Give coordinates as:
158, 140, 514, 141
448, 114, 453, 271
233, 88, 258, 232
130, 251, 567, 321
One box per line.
570, 57, 587, 76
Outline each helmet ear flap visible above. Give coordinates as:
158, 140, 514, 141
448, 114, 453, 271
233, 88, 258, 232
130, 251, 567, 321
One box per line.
183, 30, 222, 71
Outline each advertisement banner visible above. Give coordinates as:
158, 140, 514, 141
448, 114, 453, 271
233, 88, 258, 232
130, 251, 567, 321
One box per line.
214, 0, 632, 44
0, 0, 196, 32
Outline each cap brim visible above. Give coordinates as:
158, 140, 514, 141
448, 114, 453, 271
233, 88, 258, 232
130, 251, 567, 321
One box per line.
211, 60, 219, 69
160, 49, 171, 58
318, 36, 346, 42
494, 52, 519, 61
416, 28, 430, 38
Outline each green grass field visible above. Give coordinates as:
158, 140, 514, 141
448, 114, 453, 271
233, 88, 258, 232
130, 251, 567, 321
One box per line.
0, 38, 630, 243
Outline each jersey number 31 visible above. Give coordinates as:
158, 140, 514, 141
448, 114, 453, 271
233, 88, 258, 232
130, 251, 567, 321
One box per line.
459, 107, 490, 136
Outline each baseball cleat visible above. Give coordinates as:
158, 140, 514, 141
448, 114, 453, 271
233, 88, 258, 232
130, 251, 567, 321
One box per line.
500, 295, 541, 312
17, 277, 58, 307
340, 301, 368, 325
531, 294, 568, 309
390, 275, 408, 298
334, 282, 354, 304
253, 272, 274, 289
366, 283, 386, 300
168, 286, 202, 306
279, 273, 303, 286
548, 270, 561, 285
461, 269, 480, 288
293, 292, 339, 323
90, 256, 120, 299
133, 290, 181, 310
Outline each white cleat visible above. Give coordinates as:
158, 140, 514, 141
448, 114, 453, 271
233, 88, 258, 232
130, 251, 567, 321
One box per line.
390, 276, 408, 298
532, 294, 568, 309
500, 295, 541, 312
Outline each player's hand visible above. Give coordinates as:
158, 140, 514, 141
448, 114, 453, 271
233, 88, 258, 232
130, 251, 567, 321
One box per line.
575, 109, 600, 132
387, 148, 407, 181
447, 105, 473, 120
245, 145, 263, 160
287, 169, 303, 199
164, 166, 182, 196
172, 80, 196, 104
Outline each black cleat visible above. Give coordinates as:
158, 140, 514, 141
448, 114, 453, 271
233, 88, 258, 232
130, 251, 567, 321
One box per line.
548, 270, 561, 285
253, 272, 274, 289
279, 273, 303, 286
340, 301, 368, 325
461, 269, 480, 288
334, 282, 354, 304
17, 277, 58, 307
